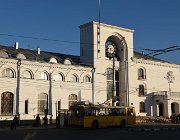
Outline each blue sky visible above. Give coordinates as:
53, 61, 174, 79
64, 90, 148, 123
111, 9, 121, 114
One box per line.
0, 0, 180, 63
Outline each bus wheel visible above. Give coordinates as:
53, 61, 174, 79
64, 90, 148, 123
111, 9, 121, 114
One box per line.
92, 121, 98, 129
120, 119, 126, 128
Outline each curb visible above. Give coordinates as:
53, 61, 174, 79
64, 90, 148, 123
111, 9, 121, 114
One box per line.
128, 127, 180, 132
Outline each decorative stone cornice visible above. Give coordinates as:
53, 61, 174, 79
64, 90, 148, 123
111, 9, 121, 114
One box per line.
132, 57, 179, 68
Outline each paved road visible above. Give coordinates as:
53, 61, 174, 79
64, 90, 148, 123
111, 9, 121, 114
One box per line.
0, 124, 180, 140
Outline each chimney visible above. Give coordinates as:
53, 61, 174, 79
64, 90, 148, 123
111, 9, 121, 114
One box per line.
142, 51, 144, 55
37, 47, 40, 55
14, 42, 19, 49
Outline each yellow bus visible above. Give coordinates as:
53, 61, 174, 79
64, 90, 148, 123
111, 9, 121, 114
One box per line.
68, 101, 136, 129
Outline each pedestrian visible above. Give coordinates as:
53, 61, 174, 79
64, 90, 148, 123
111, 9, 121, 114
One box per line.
170, 114, 175, 123
36, 114, 40, 127
11, 115, 18, 130
178, 114, 180, 123
43, 115, 48, 128
56, 114, 60, 128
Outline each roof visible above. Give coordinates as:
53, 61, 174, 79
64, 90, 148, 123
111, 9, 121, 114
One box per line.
0, 44, 85, 66
0, 44, 172, 65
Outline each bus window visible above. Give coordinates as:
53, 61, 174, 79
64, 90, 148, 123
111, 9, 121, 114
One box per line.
107, 108, 112, 115
99, 108, 106, 116
75, 109, 84, 117
127, 108, 134, 116
119, 108, 126, 116
111, 108, 118, 116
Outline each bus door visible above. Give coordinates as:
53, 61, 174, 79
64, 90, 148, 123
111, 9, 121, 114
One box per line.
107, 108, 119, 126
98, 108, 108, 127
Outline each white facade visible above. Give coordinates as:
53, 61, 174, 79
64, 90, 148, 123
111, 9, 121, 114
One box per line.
0, 21, 180, 122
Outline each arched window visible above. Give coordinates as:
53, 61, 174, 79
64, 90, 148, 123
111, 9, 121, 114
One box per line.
83, 75, 91, 83
106, 68, 113, 100
54, 73, 65, 81
38, 93, 48, 115
41, 71, 48, 80
49, 57, 58, 63
17, 53, 27, 59
139, 85, 145, 96
2, 68, 15, 78
1, 92, 14, 115
138, 68, 146, 80
140, 102, 145, 113
71, 74, 79, 82
22, 70, 33, 79
0, 50, 9, 58
64, 59, 72, 65
68, 94, 77, 107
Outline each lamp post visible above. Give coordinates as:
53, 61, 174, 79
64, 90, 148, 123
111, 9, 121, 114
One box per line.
91, 67, 95, 104
125, 45, 129, 107
16, 59, 21, 115
112, 55, 115, 106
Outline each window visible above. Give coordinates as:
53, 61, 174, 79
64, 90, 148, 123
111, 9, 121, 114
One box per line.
139, 85, 145, 96
106, 68, 113, 100
140, 102, 145, 113
138, 68, 146, 80
22, 70, 33, 79
17, 53, 26, 59
2, 68, 15, 78
115, 70, 119, 102
127, 108, 134, 116
64, 59, 72, 65
0, 50, 9, 58
107, 81, 113, 100
57, 100, 61, 111
54, 73, 65, 81
83, 75, 91, 83
25, 100, 28, 114
71, 74, 79, 82
1, 92, 13, 115
68, 94, 77, 107
49, 57, 58, 63
38, 93, 48, 115
106, 68, 113, 80
41, 71, 48, 80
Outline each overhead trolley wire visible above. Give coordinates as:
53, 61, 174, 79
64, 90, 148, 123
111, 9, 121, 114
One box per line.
143, 45, 180, 56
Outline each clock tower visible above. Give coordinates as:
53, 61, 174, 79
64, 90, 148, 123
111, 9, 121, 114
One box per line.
79, 21, 134, 106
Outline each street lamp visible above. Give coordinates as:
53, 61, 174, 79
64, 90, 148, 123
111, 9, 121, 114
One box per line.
16, 59, 21, 115
91, 67, 95, 104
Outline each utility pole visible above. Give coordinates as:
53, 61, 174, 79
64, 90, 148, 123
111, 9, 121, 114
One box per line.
125, 46, 129, 107
92, 67, 95, 104
16, 59, 21, 115
112, 56, 115, 106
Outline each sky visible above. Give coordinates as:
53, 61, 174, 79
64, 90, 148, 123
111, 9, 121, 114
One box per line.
0, 0, 180, 63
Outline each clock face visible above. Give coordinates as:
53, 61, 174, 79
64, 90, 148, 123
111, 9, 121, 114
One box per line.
105, 41, 116, 58
107, 45, 115, 54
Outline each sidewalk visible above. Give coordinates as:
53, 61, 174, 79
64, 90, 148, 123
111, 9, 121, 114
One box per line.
0, 125, 61, 131
128, 122, 180, 132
